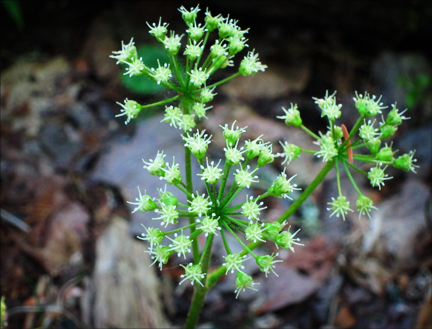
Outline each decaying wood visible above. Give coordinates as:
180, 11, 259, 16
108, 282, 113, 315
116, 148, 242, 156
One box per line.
81, 217, 170, 328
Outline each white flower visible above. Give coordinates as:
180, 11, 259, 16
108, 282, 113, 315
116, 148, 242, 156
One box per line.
220, 120, 247, 145
367, 165, 393, 190
137, 224, 165, 251
146, 18, 168, 41
161, 105, 183, 128
278, 141, 301, 165
184, 40, 204, 60
198, 158, 223, 184
145, 245, 173, 270
234, 272, 259, 299
223, 252, 250, 274
179, 114, 196, 132
162, 31, 184, 55
315, 135, 338, 162
245, 222, 266, 243
327, 195, 354, 220
359, 119, 379, 141
356, 195, 378, 220
179, 263, 206, 287
143, 151, 166, 177
115, 98, 141, 124
124, 57, 145, 77
268, 169, 300, 199
153, 204, 179, 227
188, 192, 212, 216
189, 67, 209, 88
110, 38, 137, 64
192, 102, 211, 119
224, 140, 245, 165
162, 157, 182, 185
166, 233, 192, 259
150, 59, 172, 84
353, 92, 387, 117
198, 215, 221, 237
239, 50, 267, 76
241, 195, 267, 221
182, 129, 212, 160
256, 253, 283, 277
127, 186, 156, 213
313, 91, 342, 121
234, 165, 258, 188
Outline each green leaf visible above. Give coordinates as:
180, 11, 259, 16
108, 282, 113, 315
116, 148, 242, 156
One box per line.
120, 45, 169, 94
2, 0, 24, 30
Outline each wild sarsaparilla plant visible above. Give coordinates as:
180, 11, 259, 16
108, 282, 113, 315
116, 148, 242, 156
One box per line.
110, 5, 418, 328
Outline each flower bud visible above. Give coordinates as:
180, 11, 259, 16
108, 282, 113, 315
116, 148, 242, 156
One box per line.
262, 222, 282, 241
366, 138, 381, 154
376, 145, 395, 162
379, 124, 397, 139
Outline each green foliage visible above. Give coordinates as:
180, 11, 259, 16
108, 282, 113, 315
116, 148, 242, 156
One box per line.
397, 73, 431, 109
1, 0, 23, 30
120, 45, 169, 94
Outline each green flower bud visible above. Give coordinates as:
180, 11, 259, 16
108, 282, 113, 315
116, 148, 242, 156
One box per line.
262, 222, 282, 241
204, 10, 221, 32
379, 124, 397, 139
257, 146, 275, 167
159, 191, 178, 207
277, 104, 302, 127
178, 5, 200, 26
366, 138, 381, 154
376, 145, 395, 162
394, 151, 418, 173
275, 228, 303, 251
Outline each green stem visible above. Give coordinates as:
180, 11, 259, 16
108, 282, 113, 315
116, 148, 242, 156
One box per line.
277, 159, 335, 224
183, 102, 200, 264
185, 234, 214, 329
300, 124, 320, 140
140, 94, 181, 110
206, 72, 240, 90
335, 158, 342, 196
341, 160, 362, 195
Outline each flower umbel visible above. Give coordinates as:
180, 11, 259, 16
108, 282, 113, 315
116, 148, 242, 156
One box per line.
327, 195, 353, 220
179, 263, 206, 287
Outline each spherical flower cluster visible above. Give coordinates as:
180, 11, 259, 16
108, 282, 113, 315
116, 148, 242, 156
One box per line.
179, 263, 206, 287
182, 130, 212, 160
277, 103, 302, 127
167, 233, 192, 259
115, 98, 141, 125
189, 67, 209, 87
188, 192, 212, 216
353, 92, 387, 117
315, 134, 338, 162
162, 105, 183, 128
234, 165, 259, 188
356, 195, 378, 220
198, 158, 223, 184
327, 195, 353, 221
223, 253, 250, 274
198, 215, 221, 237
278, 141, 301, 165
147, 18, 168, 41
143, 151, 166, 177
241, 196, 267, 221
150, 60, 172, 85
128, 186, 157, 213
239, 50, 267, 76
367, 165, 392, 189
313, 91, 342, 121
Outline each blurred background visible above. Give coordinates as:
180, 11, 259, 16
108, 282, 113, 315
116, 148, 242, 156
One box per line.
1, 1, 431, 328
